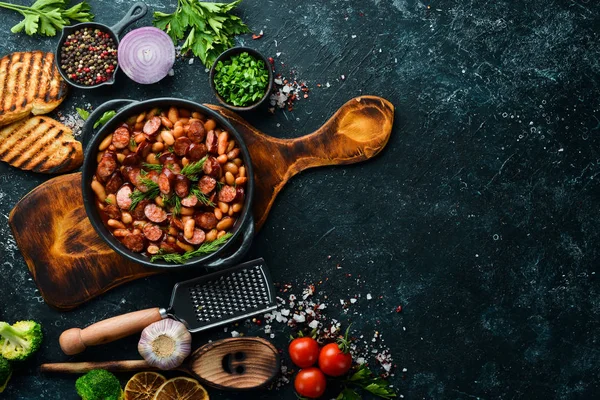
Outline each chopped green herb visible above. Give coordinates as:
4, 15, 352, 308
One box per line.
163, 194, 182, 216
129, 136, 137, 148
93, 110, 117, 129
213, 52, 269, 107
191, 186, 215, 207
150, 233, 233, 263
76, 107, 90, 120
142, 163, 164, 172
168, 146, 175, 153
140, 169, 148, 177
104, 197, 112, 205
153, 0, 249, 67
180, 156, 208, 181
129, 179, 160, 210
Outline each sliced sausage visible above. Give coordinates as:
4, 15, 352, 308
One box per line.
145, 203, 168, 223
205, 130, 218, 153
188, 120, 206, 143
96, 152, 118, 182
170, 217, 185, 231
174, 175, 190, 198
131, 199, 150, 219
160, 241, 180, 254
105, 171, 124, 194
195, 212, 218, 230
188, 143, 208, 161
198, 175, 217, 195
203, 156, 221, 177
122, 153, 141, 166
136, 140, 152, 159
143, 116, 161, 136
173, 137, 192, 156
184, 229, 206, 245
158, 168, 176, 195
112, 127, 130, 149
122, 233, 145, 252
147, 170, 160, 184
116, 185, 133, 210
143, 223, 164, 242
104, 204, 121, 220
218, 185, 237, 203
181, 194, 198, 207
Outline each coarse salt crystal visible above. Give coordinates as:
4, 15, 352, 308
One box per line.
293, 314, 306, 323
367, 294, 372, 300
188, 58, 194, 64
231, 331, 240, 337
308, 320, 319, 329
274, 78, 283, 85
281, 309, 290, 316
318, 304, 327, 310
351, 35, 357, 39
356, 357, 366, 364
350, 298, 357, 304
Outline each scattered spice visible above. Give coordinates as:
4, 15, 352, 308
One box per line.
59, 27, 117, 86
252, 30, 264, 40
269, 72, 309, 112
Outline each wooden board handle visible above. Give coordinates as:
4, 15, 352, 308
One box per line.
40, 360, 152, 374
59, 307, 162, 355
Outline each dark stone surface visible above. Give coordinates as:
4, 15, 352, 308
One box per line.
1, 0, 599, 399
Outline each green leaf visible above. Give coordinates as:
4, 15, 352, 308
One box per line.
93, 110, 116, 129
349, 365, 372, 382
76, 108, 90, 120
363, 383, 396, 399
337, 388, 362, 400
63, 2, 93, 22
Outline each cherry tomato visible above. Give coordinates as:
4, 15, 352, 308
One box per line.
318, 343, 352, 377
294, 367, 327, 398
289, 337, 320, 368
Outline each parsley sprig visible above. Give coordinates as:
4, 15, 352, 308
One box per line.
153, 0, 250, 67
129, 178, 160, 210
150, 233, 233, 263
0, 0, 94, 37
337, 365, 396, 400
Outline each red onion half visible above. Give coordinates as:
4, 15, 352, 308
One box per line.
118, 27, 175, 84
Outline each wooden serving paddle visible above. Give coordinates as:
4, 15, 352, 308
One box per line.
41, 337, 279, 390
9, 96, 394, 310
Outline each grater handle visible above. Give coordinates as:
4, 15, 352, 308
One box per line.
59, 307, 163, 355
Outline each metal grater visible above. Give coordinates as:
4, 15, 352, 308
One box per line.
161, 258, 277, 333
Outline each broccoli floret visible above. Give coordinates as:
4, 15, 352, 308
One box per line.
0, 321, 43, 361
75, 369, 123, 400
0, 356, 12, 393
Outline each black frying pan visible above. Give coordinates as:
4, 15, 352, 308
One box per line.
55, 2, 148, 89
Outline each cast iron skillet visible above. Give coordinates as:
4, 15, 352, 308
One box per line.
55, 2, 148, 89
81, 98, 255, 269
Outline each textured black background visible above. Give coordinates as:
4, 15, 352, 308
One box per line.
1, 0, 599, 399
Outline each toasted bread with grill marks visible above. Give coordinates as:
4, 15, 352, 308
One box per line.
0, 51, 68, 127
0, 115, 83, 173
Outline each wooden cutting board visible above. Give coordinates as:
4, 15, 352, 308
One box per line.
8, 96, 394, 311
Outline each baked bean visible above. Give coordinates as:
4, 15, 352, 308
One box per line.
146, 153, 159, 165
108, 219, 126, 229
176, 239, 194, 252
133, 220, 146, 229
232, 203, 243, 213
227, 140, 236, 153
224, 162, 239, 175
180, 117, 190, 125
179, 108, 191, 117
135, 121, 144, 131
148, 108, 160, 118
184, 219, 195, 239
205, 229, 218, 242
227, 148, 240, 160
233, 158, 243, 167
239, 166, 246, 177
225, 171, 235, 185
180, 206, 195, 216
218, 201, 229, 214
121, 212, 133, 224
155, 196, 165, 207
214, 208, 223, 220
108, 144, 116, 152
113, 229, 129, 237
204, 119, 216, 131
99, 134, 113, 151
217, 131, 229, 155
182, 157, 189, 167
228, 207, 234, 216
192, 111, 203, 120
235, 177, 248, 185
161, 130, 175, 146
91, 180, 107, 201
168, 107, 179, 123
96, 151, 104, 163
147, 245, 160, 255
136, 112, 147, 123
217, 154, 228, 164
173, 125, 184, 138
217, 230, 228, 239
106, 194, 117, 205
168, 226, 178, 236
132, 228, 142, 235
216, 217, 234, 231
152, 142, 164, 153
167, 235, 176, 244
161, 116, 174, 129
116, 153, 126, 164
134, 133, 146, 143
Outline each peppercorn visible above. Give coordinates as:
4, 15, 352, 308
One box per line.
59, 27, 118, 86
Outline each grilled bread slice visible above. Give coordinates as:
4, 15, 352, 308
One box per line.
0, 51, 68, 127
0, 115, 83, 173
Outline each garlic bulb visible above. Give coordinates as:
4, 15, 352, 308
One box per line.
138, 319, 192, 370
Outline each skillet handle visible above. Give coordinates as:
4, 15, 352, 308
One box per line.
110, 2, 148, 37
204, 217, 255, 269
81, 99, 138, 147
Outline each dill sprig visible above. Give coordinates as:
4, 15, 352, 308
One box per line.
142, 163, 163, 172
150, 233, 233, 264
190, 186, 215, 207
129, 178, 160, 210
163, 194, 182, 215
181, 156, 208, 181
